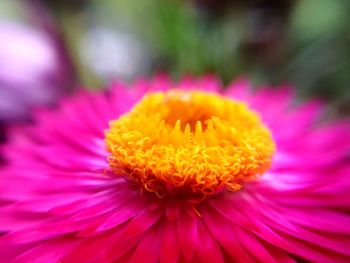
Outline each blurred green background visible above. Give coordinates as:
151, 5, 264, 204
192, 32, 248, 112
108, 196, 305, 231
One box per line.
1, 0, 350, 114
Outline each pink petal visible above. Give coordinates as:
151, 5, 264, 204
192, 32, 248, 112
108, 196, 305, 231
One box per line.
12, 238, 78, 263
195, 221, 225, 263
177, 209, 199, 262
202, 206, 257, 263
159, 220, 181, 263
129, 226, 161, 263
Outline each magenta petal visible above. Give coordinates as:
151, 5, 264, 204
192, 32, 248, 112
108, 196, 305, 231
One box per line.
195, 75, 222, 92
225, 77, 251, 101
234, 226, 280, 263
149, 74, 172, 92
92, 203, 143, 233
177, 209, 199, 262
159, 220, 180, 263
11, 238, 77, 263
129, 226, 161, 263
276, 207, 350, 234
101, 228, 142, 262
121, 208, 161, 238
62, 231, 122, 263
263, 213, 350, 257
0, 209, 49, 232
202, 206, 256, 263
177, 76, 197, 89
0, 221, 81, 245
49, 192, 114, 216
195, 221, 225, 263
14, 193, 93, 213
71, 191, 138, 221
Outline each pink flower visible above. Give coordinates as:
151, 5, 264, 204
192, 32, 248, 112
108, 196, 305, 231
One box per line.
0, 76, 349, 262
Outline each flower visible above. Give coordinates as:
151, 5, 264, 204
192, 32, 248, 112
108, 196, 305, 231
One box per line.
0, 76, 350, 262
0, 22, 71, 123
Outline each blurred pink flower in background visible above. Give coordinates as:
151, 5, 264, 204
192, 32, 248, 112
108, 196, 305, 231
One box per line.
0, 22, 71, 123
0, 76, 349, 262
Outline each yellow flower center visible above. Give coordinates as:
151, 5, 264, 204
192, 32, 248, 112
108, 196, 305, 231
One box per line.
105, 90, 275, 199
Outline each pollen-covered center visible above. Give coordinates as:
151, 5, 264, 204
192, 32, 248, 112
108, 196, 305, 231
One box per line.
105, 90, 275, 198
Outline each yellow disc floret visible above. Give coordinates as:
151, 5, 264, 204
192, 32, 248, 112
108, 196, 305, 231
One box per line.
105, 90, 275, 198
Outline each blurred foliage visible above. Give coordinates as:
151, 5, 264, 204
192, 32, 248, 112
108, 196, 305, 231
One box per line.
286, 0, 350, 108
88, 0, 350, 110
0, 1, 26, 22
89, 0, 246, 81
1, 0, 350, 113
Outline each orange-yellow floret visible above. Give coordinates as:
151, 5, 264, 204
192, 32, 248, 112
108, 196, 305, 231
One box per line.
105, 90, 275, 198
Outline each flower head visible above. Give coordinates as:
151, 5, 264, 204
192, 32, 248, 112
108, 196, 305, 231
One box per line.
106, 90, 275, 198
0, 76, 350, 262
